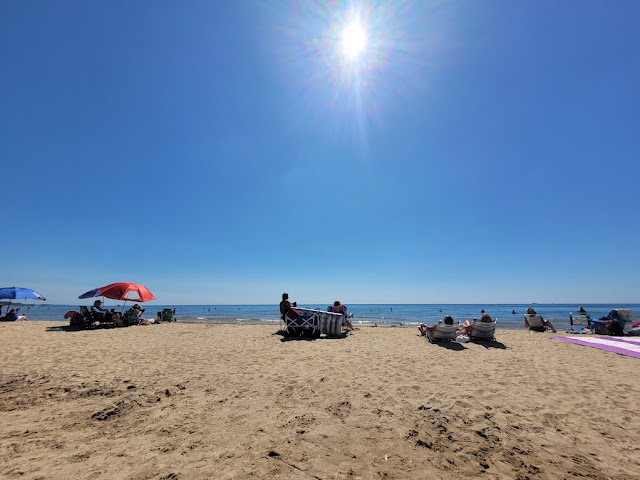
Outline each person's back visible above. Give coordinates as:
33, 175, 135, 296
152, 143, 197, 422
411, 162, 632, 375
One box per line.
331, 304, 347, 314
280, 293, 292, 320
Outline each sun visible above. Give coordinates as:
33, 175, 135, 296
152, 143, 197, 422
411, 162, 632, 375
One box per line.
341, 21, 368, 60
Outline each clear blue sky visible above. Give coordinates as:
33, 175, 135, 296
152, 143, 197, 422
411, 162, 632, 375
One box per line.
1, 1, 639, 305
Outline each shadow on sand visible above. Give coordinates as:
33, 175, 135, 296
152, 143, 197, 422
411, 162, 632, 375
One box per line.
470, 339, 508, 349
426, 340, 467, 351
273, 329, 348, 342
46, 324, 121, 333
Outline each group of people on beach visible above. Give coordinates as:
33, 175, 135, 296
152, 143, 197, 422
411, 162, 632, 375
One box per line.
279, 293, 356, 333
0, 306, 29, 322
417, 306, 582, 337
77, 299, 149, 326
418, 309, 498, 337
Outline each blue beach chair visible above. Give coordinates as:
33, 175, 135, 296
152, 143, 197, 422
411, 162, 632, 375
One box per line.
567, 313, 592, 333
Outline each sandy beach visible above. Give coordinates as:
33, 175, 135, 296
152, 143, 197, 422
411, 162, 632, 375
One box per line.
1, 321, 638, 479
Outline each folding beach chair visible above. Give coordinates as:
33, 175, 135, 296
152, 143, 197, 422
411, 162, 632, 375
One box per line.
161, 308, 176, 323
469, 320, 497, 341
316, 311, 345, 337
524, 314, 547, 332
567, 313, 592, 333
123, 309, 140, 326
284, 307, 319, 337
426, 323, 459, 343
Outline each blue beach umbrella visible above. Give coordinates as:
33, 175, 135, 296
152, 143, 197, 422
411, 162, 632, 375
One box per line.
0, 286, 46, 309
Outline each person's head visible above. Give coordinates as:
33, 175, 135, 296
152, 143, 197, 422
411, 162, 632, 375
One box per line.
579, 306, 586, 312
334, 301, 341, 307
282, 293, 289, 300
443, 315, 454, 325
481, 309, 485, 314
133, 304, 142, 311
94, 300, 102, 306
527, 307, 536, 315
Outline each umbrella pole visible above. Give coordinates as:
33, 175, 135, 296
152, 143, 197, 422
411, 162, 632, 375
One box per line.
121, 300, 127, 314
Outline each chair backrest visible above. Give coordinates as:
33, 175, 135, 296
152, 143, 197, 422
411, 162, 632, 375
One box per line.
430, 323, 459, 341
162, 308, 174, 321
613, 309, 632, 322
470, 321, 497, 339
524, 314, 544, 328
124, 309, 139, 325
80, 305, 91, 316
569, 313, 590, 327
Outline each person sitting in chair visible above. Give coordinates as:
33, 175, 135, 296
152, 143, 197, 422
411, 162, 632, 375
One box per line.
91, 300, 114, 323
3, 308, 19, 321
524, 307, 556, 332
279, 293, 297, 321
329, 300, 355, 331
460, 310, 494, 335
124, 304, 145, 326
419, 315, 455, 336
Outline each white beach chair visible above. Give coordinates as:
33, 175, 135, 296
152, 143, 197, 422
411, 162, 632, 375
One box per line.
426, 323, 459, 343
316, 311, 345, 337
469, 320, 497, 341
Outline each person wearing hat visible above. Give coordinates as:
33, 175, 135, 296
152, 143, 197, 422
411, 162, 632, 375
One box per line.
123, 303, 145, 326
90, 299, 116, 324
91, 299, 108, 315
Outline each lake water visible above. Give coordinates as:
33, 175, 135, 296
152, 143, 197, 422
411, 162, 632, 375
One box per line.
6, 303, 638, 330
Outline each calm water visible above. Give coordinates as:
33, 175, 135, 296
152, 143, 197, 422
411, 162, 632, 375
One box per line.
6, 303, 638, 330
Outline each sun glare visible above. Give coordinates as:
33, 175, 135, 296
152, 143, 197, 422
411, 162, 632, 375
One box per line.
341, 21, 368, 60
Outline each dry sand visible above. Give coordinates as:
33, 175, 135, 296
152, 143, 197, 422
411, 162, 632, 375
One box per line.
0, 321, 638, 479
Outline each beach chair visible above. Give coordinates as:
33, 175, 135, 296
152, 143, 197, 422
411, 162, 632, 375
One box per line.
123, 309, 140, 326
68, 307, 92, 328
316, 311, 345, 337
567, 313, 592, 333
524, 314, 547, 332
426, 323, 459, 343
284, 307, 319, 337
161, 308, 176, 323
469, 320, 497, 341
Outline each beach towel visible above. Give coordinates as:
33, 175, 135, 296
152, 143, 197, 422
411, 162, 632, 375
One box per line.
549, 336, 640, 359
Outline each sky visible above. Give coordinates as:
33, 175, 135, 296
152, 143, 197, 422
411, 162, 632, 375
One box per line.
1, 0, 639, 305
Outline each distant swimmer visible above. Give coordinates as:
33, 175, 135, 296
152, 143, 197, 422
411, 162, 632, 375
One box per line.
512, 310, 516, 314
439, 309, 442, 313
390, 308, 393, 311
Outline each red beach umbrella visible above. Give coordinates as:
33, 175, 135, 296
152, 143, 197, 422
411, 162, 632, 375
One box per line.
79, 282, 156, 303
